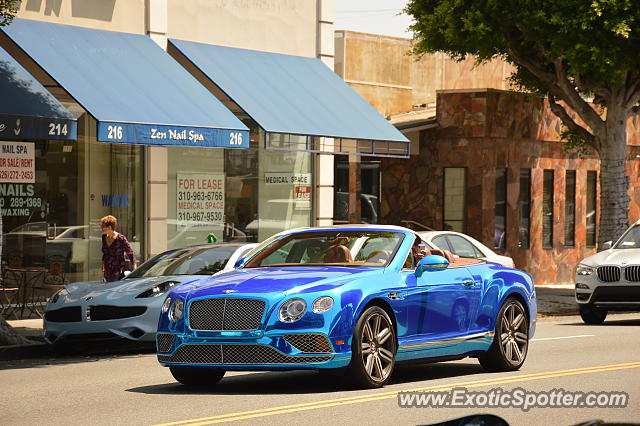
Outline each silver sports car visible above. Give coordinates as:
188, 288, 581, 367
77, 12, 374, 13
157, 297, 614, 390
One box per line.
43, 243, 257, 344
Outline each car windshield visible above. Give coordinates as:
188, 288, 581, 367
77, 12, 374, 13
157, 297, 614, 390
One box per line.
615, 225, 640, 249
127, 245, 240, 278
244, 230, 405, 268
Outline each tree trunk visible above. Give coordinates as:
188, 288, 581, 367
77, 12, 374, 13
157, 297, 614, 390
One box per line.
596, 109, 631, 248
0, 315, 31, 346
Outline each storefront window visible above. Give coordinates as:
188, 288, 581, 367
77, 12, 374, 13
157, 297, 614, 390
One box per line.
1, 113, 145, 283
565, 170, 576, 246
443, 167, 466, 232
167, 127, 313, 247
586, 171, 597, 247
518, 169, 531, 249
494, 168, 507, 250
542, 169, 554, 248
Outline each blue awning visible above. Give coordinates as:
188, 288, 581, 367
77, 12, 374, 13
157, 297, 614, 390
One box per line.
168, 40, 410, 158
0, 46, 76, 141
1, 19, 248, 148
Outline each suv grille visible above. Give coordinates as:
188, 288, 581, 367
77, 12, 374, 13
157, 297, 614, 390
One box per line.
624, 266, 640, 282
157, 344, 332, 364
156, 333, 176, 353
44, 306, 82, 322
284, 334, 332, 353
597, 266, 621, 282
188, 298, 265, 331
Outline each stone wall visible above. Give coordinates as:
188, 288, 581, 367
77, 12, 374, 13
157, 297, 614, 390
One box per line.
381, 90, 640, 284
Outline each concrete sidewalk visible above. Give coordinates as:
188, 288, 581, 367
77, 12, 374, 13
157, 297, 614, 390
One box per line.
1, 284, 578, 361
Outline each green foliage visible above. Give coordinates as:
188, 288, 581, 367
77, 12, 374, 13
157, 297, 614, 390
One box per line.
559, 128, 591, 155
0, 0, 19, 27
405, 0, 640, 99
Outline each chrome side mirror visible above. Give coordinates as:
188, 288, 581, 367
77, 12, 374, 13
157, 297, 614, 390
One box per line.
415, 255, 449, 277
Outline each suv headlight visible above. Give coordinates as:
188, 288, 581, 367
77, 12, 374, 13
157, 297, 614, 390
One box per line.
136, 281, 179, 298
169, 299, 184, 322
576, 264, 594, 276
279, 298, 307, 322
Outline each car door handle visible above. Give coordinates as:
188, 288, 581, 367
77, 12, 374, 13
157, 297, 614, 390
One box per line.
462, 280, 475, 287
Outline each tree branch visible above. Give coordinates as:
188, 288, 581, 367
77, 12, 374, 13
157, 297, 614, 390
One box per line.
624, 72, 640, 111
548, 96, 598, 151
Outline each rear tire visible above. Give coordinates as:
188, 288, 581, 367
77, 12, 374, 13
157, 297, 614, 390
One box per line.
479, 297, 529, 372
346, 306, 396, 388
579, 304, 607, 325
169, 367, 226, 387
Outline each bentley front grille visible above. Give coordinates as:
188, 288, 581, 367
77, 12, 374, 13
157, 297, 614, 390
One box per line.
157, 344, 332, 364
284, 334, 332, 353
156, 333, 176, 353
624, 266, 640, 282
597, 266, 621, 282
188, 298, 266, 331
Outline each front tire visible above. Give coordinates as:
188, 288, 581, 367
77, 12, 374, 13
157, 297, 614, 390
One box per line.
479, 297, 529, 372
169, 367, 226, 387
579, 304, 607, 325
347, 306, 397, 388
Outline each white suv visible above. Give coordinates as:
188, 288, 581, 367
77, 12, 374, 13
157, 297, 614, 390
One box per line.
575, 220, 640, 324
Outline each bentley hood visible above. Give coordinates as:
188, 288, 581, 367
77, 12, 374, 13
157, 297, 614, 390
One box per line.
177, 266, 379, 298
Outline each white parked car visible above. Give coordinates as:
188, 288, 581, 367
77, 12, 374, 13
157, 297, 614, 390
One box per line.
575, 220, 640, 324
43, 243, 257, 344
417, 231, 515, 268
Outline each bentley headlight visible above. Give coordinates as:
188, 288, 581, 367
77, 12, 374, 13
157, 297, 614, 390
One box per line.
169, 298, 184, 322
50, 288, 68, 304
576, 264, 594, 276
136, 281, 179, 298
279, 298, 307, 322
162, 297, 172, 313
312, 296, 334, 313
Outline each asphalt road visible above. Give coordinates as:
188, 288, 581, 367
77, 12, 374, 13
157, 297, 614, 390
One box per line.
1, 314, 639, 426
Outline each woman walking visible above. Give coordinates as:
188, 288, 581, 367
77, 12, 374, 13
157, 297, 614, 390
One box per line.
101, 215, 137, 282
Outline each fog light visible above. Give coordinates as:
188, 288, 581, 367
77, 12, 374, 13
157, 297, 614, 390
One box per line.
576, 283, 590, 290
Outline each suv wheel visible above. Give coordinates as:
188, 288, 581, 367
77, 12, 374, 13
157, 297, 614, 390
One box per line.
579, 304, 607, 325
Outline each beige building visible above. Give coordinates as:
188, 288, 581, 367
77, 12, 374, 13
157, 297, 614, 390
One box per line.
1, 1, 406, 287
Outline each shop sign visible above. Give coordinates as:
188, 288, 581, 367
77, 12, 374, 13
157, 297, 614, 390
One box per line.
177, 173, 225, 229
294, 185, 311, 210
263, 173, 311, 185
98, 122, 249, 149
0, 141, 35, 183
0, 116, 77, 141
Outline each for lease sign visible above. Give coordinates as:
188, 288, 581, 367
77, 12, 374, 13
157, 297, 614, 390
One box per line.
177, 173, 225, 229
0, 141, 35, 183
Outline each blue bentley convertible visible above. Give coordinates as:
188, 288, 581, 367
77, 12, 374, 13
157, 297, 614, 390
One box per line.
157, 225, 536, 388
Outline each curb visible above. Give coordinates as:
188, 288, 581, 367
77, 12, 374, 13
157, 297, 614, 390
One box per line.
0, 342, 52, 361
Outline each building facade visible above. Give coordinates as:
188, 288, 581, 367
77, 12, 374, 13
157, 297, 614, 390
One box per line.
335, 31, 640, 284
1, 1, 406, 287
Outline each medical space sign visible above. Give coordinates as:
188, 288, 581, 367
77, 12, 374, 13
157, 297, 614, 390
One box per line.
98, 122, 249, 149
176, 173, 225, 229
0, 141, 35, 183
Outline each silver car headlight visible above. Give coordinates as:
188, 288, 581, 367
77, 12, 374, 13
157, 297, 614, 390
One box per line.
169, 298, 184, 322
576, 264, 594, 276
279, 298, 307, 322
136, 281, 179, 298
50, 288, 68, 304
312, 296, 334, 313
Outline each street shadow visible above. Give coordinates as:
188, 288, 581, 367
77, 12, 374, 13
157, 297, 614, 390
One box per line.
559, 316, 640, 327
0, 341, 155, 371
126, 361, 485, 396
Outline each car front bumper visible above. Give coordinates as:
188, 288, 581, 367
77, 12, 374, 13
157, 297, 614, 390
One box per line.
575, 275, 640, 310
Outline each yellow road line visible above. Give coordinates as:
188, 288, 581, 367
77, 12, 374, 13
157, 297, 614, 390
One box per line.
154, 361, 640, 426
